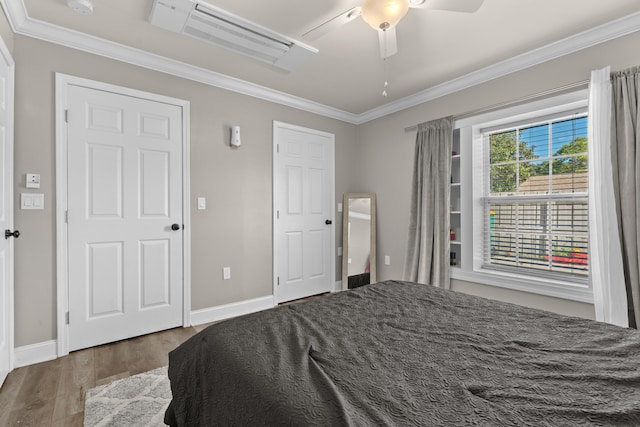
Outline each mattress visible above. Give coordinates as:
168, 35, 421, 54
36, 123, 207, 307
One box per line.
165, 280, 640, 426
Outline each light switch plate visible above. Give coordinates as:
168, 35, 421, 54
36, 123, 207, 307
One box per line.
197, 197, 206, 210
21, 193, 44, 210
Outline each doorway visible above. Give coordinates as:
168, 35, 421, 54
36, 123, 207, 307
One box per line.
56, 75, 191, 354
273, 121, 335, 303
0, 36, 15, 387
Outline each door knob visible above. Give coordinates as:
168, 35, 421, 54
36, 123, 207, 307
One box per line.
171, 224, 181, 231
5, 229, 20, 239
325, 220, 332, 225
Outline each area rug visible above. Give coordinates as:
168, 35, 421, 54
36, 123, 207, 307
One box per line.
84, 366, 171, 427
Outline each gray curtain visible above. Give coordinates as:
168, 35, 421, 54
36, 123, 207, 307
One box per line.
403, 117, 453, 288
611, 66, 640, 328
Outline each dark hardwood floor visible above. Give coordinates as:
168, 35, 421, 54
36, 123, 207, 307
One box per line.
0, 324, 208, 426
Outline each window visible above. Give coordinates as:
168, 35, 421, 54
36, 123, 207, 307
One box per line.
452, 92, 593, 302
483, 113, 588, 283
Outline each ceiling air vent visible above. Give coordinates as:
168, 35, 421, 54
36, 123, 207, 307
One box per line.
149, 0, 317, 71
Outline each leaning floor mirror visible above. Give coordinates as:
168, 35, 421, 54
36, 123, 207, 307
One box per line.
342, 193, 377, 290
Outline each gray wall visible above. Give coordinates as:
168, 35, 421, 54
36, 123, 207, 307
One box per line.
355, 30, 640, 319
6, 12, 640, 347
12, 35, 357, 347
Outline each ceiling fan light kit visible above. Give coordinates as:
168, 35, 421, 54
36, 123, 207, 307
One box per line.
305, 0, 484, 59
361, 0, 410, 31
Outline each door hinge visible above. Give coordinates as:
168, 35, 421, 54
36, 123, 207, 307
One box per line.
65, 210, 69, 223
65, 109, 69, 123
277, 276, 280, 286
276, 144, 280, 153
65, 311, 70, 324
277, 210, 279, 220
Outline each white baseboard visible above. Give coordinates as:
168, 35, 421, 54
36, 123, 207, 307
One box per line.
12, 291, 333, 368
14, 340, 57, 368
190, 295, 275, 326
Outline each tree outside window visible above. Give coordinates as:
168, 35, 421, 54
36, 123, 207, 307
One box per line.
485, 115, 588, 279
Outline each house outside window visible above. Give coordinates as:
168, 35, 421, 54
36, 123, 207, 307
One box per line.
484, 114, 589, 283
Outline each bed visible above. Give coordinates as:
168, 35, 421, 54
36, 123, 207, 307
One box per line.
165, 280, 640, 426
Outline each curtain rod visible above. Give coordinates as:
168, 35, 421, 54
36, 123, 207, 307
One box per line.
404, 79, 590, 133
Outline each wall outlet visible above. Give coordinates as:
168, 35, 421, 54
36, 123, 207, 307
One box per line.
385, 255, 391, 265
223, 267, 231, 280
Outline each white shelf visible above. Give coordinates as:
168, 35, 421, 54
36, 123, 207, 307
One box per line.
451, 130, 462, 269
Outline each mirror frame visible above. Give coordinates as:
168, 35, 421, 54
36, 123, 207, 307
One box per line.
342, 193, 377, 291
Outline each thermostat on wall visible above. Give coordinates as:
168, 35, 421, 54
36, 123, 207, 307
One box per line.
26, 173, 40, 189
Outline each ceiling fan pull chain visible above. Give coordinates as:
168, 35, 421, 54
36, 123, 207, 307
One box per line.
382, 42, 389, 97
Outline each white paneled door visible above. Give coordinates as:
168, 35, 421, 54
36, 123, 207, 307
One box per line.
0, 39, 14, 387
274, 122, 334, 303
66, 84, 184, 352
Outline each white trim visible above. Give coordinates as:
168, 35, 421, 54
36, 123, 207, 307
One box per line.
453, 91, 593, 303
2, 0, 357, 124
361, 12, 640, 123
0, 31, 15, 382
451, 268, 594, 304
272, 121, 336, 304
54, 75, 68, 358
0, 0, 26, 33
2, 0, 640, 124
181, 103, 192, 328
190, 296, 275, 326
334, 280, 343, 293
14, 340, 57, 368
55, 73, 191, 357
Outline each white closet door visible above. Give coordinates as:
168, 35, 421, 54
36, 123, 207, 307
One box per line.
274, 122, 334, 303
66, 85, 184, 351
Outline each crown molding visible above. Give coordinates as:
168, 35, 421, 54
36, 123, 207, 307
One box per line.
0, 0, 26, 32
357, 10, 640, 124
3, 0, 640, 125
1, 0, 359, 123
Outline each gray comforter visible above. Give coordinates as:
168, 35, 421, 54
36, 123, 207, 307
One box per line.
165, 280, 640, 426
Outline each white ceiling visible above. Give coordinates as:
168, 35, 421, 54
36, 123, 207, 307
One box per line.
12, 0, 640, 116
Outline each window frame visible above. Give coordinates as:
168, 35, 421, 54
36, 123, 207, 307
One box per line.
482, 112, 589, 283
452, 90, 593, 303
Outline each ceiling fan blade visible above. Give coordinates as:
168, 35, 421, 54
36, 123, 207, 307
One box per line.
378, 27, 398, 59
303, 7, 362, 41
409, 0, 484, 13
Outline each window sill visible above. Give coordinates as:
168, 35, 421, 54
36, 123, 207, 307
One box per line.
450, 267, 594, 304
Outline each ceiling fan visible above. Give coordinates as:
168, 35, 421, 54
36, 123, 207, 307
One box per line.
303, 0, 484, 59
